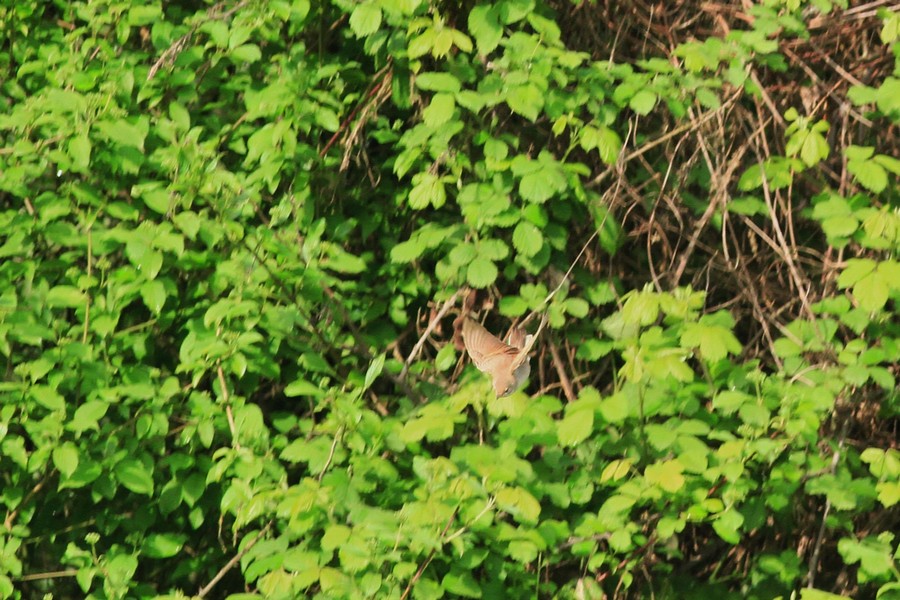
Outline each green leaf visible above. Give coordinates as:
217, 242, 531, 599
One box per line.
128, 4, 162, 25
95, 117, 147, 151
800, 131, 829, 166
838, 535, 895, 581
680, 322, 741, 362
512, 221, 543, 257
140, 280, 166, 314
46, 285, 87, 308
115, 458, 154, 496
53, 443, 79, 478
837, 259, 877, 289
349, 3, 382, 37
629, 90, 657, 115
601, 459, 633, 482
599, 392, 629, 423
68, 134, 92, 172
415, 72, 461, 93
852, 271, 889, 312
468, 5, 503, 55
557, 410, 593, 446
644, 459, 685, 493
408, 29, 435, 59
322, 524, 351, 552
442, 570, 482, 598
231, 44, 262, 63
499, 295, 528, 317
850, 160, 888, 193
494, 486, 541, 523
466, 256, 498, 288
517, 157, 566, 203
596, 126, 622, 164
565, 298, 589, 318
408, 173, 446, 209
363, 353, 385, 391
68, 401, 109, 434
506, 83, 543, 122
58, 458, 101, 490
711, 508, 744, 545
423, 93, 456, 127
31, 385, 65, 411
143, 533, 186, 559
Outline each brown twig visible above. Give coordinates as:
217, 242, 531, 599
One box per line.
548, 340, 576, 403
317, 425, 344, 482
399, 508, 458, 600
806, 414, 850, 588
320, 61, 393, 159
400, 289, 461, 380
198, 520, 274, 598
216, 362, 239, 448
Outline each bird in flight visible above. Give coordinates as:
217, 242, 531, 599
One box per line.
460, 315, 546, 397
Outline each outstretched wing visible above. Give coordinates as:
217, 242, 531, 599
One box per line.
461, 318, 518, 374
508, 312, 548, 371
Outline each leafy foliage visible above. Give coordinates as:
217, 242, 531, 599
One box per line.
0, 0, 898, 598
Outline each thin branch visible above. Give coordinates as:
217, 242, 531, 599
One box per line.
216, 362, 239, 448
399, 508, 458, 600
82, 227, 92, 344
198, 520, 274, 598
548, 341, 576, 403
16, 570, 77, 582
400, 289, 461, 379
317, 425, 344, 483
807, 414, 851, 588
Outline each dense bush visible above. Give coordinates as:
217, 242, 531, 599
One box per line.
0, 0, 897, 598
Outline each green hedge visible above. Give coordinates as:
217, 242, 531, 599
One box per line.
0, 0, 897, 598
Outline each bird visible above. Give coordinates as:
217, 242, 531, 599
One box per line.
460, 316, 544, 397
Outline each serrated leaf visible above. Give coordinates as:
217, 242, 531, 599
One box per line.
442, 571, 482, 598
494, 486, 541, 523
852, 272, 889, 312
468, 5, 503, 55
467, 256, 498, 288
408, 173, 445, 209
848, 157, 888, 193
837, 259, 877, 289
390, 239, 425, 263
506, 83, 543, 122
408, 30, 434, 59
601, 459, 632, 482
512, 221, 542, 257
557, 410, 593, 446
565, 298, 589, 318
423, 93, 455, 127
349, 3, 381, 37
712, 508, 744, 545
629, 89, 657, 115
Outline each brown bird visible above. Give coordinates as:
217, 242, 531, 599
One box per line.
460, 316, 545, 397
